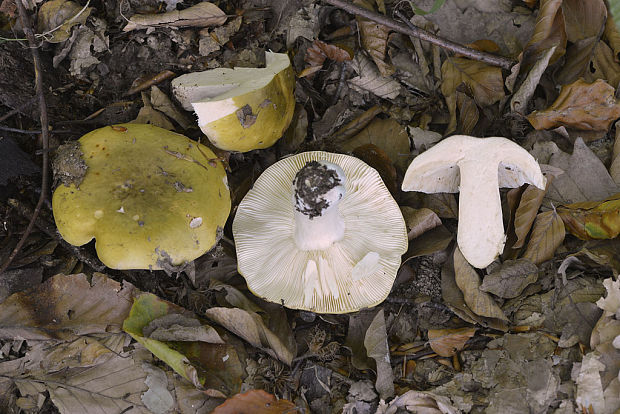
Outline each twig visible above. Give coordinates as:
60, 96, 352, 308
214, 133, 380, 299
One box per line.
6, 199, 106, 272
323, 0, 515, 69
0, 2, 50, 274
0, 97, 38, 123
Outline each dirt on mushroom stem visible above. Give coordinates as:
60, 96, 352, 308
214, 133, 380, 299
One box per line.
293, 161, 343, 219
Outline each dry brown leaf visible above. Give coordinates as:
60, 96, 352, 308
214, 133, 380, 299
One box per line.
453, 247, 509, 322
441, 57, 504, 134
300, 40, 353, 78
204, 307, 295, 365
479, 259, 538, 299
348, 54, 402, 99
587, 40, 620, 87
522, 209, 565, 265
513, 176, 552, 249
427, 327, 476, 357
37, 0, 92, 43
611, 121, 620, 184
364, 309, 394, 400
354, 0, 393, 77
465, 39, 500, 53
352, 144, 398, 195
421, 193, 459, 219
527, 79, 620, 132
340, 117, 411, 171
403, 225, 453, 264
603, 4, 620, 59
456, 90, 479, 135
212, 390, 296, 414
401, 207, 442, 240
521, 0, 567, 68
123, 2, 226, 32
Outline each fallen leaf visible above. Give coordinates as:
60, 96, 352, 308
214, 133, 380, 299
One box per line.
142, 363, 175, 414
37, 0, 92, 43
587, 40, 620, 88
209, 280, 265, 314
364, 309, 394, 400
441, 57, 504, 133
604, 3, 620, 58
454, 247, 509, 322
555, 0, 607, 85
384, 389, 458, 414
479, 259, 538, 298
0, 273, 135, 340
421, 193, 459, 219
300, 40, 352, 78
427, 327, 476, 357
123, 2, 226, 32
521, 0, 567, 69
612, 122, 620, 184
557, 193, 620, 240
142, 313, 224, 343
345, 311, 377, 370
401, 207, 442, 240
527, 79, 620, 132
0, 345, 153, 413
348, 54, 402, 99
402, 225, 453, 264
340, 117, 411, 171
150, 86, 193, 130
545, 138, 620, 205
522, 209, 565, 265
204, 307, 295, 366
407, 127, 442, 153
212, 390, 296, 414
513, 176, 552, 249
456, 90, 479, 134
511, 46, 556, 113
354, 0, 393, 77
352, 144, 398, 195
132, 91, 175, 130
123, 294, 243, 396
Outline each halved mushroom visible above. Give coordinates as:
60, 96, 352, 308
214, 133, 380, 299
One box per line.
233, 151, 408, 313
402, 135, 545, 268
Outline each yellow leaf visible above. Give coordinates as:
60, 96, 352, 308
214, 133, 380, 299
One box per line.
522, 210, 565, 264
557, 193, 620, 240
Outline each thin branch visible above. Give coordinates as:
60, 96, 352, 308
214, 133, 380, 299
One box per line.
0, 2, 50, 274
0, 97, 38, 123
323, 0, 515, 69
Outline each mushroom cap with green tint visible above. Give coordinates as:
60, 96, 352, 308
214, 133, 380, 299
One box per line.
52, 124, 231, 270
172, 52, 295, 152
232, 151, 408, 314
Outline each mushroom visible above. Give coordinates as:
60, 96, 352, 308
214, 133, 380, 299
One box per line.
401, 135, 545, 269
232, 151, 408, 313
172, 52, 295, 152
52, 124, 231, 270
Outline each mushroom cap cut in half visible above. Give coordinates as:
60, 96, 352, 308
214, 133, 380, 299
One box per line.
52, 124, 231, 270
402, 135, 545, 269
172, 52, 295, 152
232, 151, 408, 314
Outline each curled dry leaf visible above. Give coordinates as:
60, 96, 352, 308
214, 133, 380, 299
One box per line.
513, 176, 552, 249
212, 390, 296, 414
441, 57, 504, 134
453, 247, 509, 322
348, 54, 402, 99
403, 225, 453, 264
401, 207, 442, 240
522, 209, 565, 265
353, 0, 393, 76
123, 2, 226, 32
521, 0, 567, 68
204, 307, 295, 366
427, 327, 476, 357
300, 40, 352, 78
527, 79, 620, 132
611, 121, 620, 184
557, 193, 620, 240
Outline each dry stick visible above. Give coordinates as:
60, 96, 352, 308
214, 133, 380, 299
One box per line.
0, 97, 38, 123
0, 3, 50, 275
323, 0, 515, 70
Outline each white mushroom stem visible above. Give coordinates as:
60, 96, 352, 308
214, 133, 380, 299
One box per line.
457, 160, 505, 268
293, 161, 346, 251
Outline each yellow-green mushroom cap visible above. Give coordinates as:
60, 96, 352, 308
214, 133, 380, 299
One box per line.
52, 124, 231, 270
172, 52, 295, 152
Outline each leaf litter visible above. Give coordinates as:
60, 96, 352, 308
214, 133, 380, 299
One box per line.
2, 0, 620, 412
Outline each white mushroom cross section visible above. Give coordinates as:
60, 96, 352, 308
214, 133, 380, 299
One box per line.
232, 151, 408, 314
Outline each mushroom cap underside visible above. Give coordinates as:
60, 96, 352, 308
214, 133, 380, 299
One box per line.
232, 151, 408, 313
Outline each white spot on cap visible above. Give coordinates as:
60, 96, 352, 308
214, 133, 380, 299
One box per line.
94, 210, 104, 219
116, 206, 125, 213
352, 252, 381, 281
190, 217, 203, 228
132, 215, 140, 221
222, 354, 229, 362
